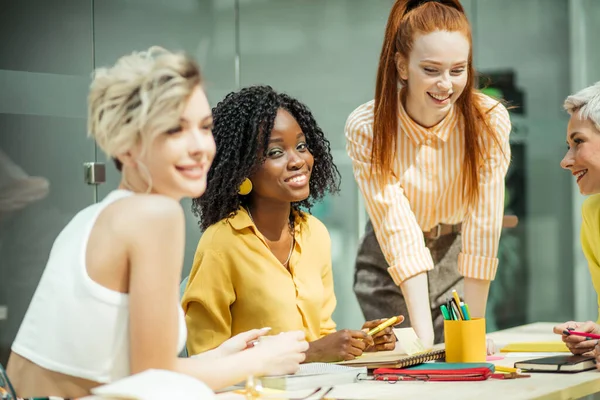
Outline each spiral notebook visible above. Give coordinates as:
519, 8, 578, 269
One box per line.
337, 344, 445, 369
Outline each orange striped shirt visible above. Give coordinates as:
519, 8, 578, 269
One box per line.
345, 92, 511, 284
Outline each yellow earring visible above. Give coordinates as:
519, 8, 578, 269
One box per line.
238, 178, 252, 195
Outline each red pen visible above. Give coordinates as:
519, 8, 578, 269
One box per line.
563, 330, 600, 340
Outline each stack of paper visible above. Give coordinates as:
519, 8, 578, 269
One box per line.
259, 363, 366, 390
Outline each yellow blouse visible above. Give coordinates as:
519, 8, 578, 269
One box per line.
182, 208, 337, 355
581, 194, 600, 323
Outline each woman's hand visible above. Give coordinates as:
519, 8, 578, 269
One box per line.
553, 321, 600, 355
213, 327, 272, 357
361, 315, 404, 352
595, 342, 600, 370
486, 337, 496, 355
305, 329, 374, 362
251, 331, 309, 376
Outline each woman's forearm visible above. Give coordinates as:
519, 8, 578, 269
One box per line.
175, 348, 262, 391
463, 277, 491, 318
188, 347, 220, 362
399, 272, 434, 347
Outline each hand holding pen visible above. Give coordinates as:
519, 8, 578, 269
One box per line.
362, 315, 405, 352
304, 315, 403, 362
305, 329, 374, 362
553, 321, 600, 355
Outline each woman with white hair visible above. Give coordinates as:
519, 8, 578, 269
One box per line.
553, 81, 600, 360
5, 47, 307, 399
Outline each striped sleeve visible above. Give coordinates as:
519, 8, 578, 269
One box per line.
345, 108, 434, 285
458, 101, 512, 280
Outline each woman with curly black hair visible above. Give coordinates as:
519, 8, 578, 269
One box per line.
192, 85, 339, 229
182, 85, 400, 362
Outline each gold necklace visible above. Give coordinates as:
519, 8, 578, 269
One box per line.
247, 207, 294, 266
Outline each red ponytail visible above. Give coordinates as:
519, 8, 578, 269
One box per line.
372, 0, 410, 179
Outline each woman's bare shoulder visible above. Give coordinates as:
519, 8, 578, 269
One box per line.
104, 194, 185, 240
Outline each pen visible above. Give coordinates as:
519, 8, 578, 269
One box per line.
563, 330, 600, 340
446, 300, 456, 320
449, 299, 462, 320
440, 304, 451, 321
464, 303, 471, 320
452, 290, 465, 319
368, 316, 400, 336
495, 366, 522, 374
460, 302, 470, 320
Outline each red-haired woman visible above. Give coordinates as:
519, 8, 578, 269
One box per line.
346, 0, 511, 348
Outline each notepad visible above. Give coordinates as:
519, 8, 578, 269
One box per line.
500, 342, 569, 353
259, 363, 366, 390
90, 369, 215, 399
337, 344, 446, 369
515, 355, 596, 373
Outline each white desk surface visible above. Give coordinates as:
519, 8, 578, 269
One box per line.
83, 322, 600, 400
218, 322, 600, 400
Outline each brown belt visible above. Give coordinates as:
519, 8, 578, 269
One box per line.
423, 215, 519, 240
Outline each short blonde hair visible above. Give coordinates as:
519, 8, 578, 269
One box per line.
88, 47, 202, 168
564, 81, 600, 132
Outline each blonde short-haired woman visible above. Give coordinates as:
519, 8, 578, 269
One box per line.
6, 47, 307, 399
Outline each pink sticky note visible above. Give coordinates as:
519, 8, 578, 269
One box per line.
487, 355, 505, 361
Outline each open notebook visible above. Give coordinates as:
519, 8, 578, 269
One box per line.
259, 363, 366, 390
337, 343, 446, 369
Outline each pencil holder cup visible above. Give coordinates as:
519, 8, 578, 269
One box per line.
444, 318, 486, 363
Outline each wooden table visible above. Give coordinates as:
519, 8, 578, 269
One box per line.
217, 323, 600, 400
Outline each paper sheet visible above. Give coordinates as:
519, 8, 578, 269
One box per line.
294, 363, 363, 376
393, 327, 425, 355
91, 369, 215, 400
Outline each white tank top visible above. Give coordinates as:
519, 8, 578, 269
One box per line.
11, 189, 187, 383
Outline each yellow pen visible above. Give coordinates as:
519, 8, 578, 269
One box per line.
495, 366, 522, 374
367, 316, 399, 336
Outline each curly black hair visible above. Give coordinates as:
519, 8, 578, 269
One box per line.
192, 85, 340, 231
